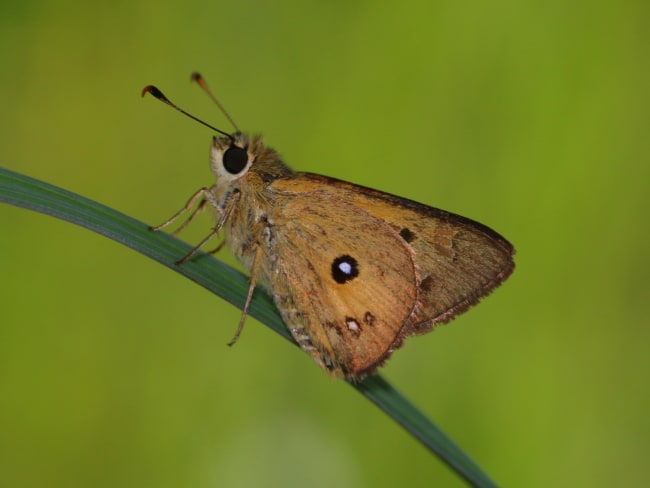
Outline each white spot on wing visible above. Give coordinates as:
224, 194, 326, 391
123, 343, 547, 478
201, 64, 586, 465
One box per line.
346, 318, 360, 332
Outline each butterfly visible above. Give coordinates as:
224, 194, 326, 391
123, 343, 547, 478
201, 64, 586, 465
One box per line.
143, 74, 515, 381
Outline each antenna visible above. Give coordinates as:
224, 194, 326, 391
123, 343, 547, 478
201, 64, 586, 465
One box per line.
141, 85, 233, 140
190, 72, 240, 132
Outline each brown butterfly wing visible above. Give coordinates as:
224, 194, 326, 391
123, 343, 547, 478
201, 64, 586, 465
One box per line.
265, 189, 418, 378
267, 173, 515, 379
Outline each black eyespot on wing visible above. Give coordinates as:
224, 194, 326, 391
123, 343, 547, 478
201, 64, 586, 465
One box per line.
399, 227, 416, 243
419, 275, 435, 293
331, 255, 359, 284
223, 146, 249, 174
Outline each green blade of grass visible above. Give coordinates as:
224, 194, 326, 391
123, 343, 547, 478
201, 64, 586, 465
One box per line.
0, 166, 498, 488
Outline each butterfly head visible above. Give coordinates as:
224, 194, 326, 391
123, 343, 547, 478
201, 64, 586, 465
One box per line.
140, 81, 293, 187
210, 133, 293, 187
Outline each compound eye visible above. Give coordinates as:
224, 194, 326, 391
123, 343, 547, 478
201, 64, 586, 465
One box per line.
222, 146, 249, 174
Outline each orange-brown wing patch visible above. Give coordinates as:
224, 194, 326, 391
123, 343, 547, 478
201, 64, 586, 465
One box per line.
273, 173, 514, 336
266, 189, 417, 378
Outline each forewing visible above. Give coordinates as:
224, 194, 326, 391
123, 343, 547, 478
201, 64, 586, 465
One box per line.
272, 174, 515, 339
266, 189, 418, 378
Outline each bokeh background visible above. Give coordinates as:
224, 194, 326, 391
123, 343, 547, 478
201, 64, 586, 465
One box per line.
1, 1, 648, 486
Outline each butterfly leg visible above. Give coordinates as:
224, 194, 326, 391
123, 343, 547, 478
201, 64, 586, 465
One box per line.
227, 244, 262, 346
150, 186, 217, 233
204, 240, 226, 256
167, 198, 207, 236
173, 189, 240, 265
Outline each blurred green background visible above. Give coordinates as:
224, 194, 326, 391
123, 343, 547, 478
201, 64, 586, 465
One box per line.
1, 0, 648, 486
